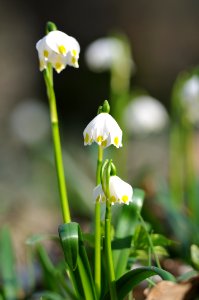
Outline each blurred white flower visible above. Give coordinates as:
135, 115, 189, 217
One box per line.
85, 37, 134, 73
181, 76, 199, 124
83, 112, 122, 148
123, 96, 169, 135
10, 99, 50, 145
36, 30, 80, 73
93, 175, 133, 205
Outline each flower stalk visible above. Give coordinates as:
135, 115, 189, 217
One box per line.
94, 146, 103, 297
105, 201, 117, 300
43, 67, 71, 223
102, 160, 117, 299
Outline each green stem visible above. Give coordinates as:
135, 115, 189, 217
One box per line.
94, 146, 103, 297
148, 247, 152, 267
169, 123, 184, 207
105, 202, 118, 300
43, 69, 71, 223
184, 124, 198, 221
96, 146, 103, 184
137, 212, 161, 269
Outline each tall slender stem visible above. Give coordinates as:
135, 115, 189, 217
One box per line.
96, 146, 103, 184
105, 202, 117, 300
44, 69, 71, 223
94, 146, 103, 297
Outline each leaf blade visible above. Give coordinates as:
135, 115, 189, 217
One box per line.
103, 266, 176, 300
58, 222, 97, 300
0, 227, 19, 300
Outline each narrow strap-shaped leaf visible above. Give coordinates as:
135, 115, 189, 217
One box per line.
113, 189, 145, 278
0, 227, 19, 300
103, 266, 176, 300
58, 223, 79, 270
58, 222, 97, 300
36, 244, 77, 299
36, 291, 65, 300
26, 234, 59, 245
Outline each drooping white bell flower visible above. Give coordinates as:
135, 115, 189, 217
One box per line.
93, 175, 133, 205
83, 112, 122, 148
36, 30, 80, 73
123, 95, 169, 135
181, 76, 199, 124
182, 76, 199, 102
85, 37, 135, 73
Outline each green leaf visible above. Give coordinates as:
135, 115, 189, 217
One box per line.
113, 189, 145, 279
112, 236, 132, 250
177, 270, 198, 282
83, 233, 95, 248
26, 234, 58, 245
58, 223, 79, 270
153, 246, 169, 257
36, 291, 65, 300
0, 227, 19, 300
129, 250, 149, 261
36, 245, 76, 299
191, 244, 199, 270
151, 234, 173, 247
131, 226, 170, 261
103, 266, 176, 300
58, 222, 97, 300
133, 224, 148, 250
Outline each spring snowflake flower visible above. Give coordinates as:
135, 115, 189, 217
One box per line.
36, 30, 80, 73
123, 95, 169, 135
83, 112, 122, 148
85, 37, 135, 73
93, 175, 133, 205
181, 76, 199, 124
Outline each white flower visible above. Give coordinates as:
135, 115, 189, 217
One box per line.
123, 96, 169, 135
181, 76, 199, 124
10, 99, 50, 145
182, 76, 199, 102
85, 37, 135, 73
36, 30, 80, 73
93, 175, 133, 205
83, 112, 122, 148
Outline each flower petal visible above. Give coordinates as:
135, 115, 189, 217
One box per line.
83, 112, 122, 148
93, 175, 133, 205
36, 30, 80, 72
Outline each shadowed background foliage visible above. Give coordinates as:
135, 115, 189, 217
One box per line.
1, 0, 199, 123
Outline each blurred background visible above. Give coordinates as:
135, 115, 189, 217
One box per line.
1, 0, 199, 267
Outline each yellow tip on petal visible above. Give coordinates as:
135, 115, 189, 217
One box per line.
55, 62, 64, 72
43, 50, 49, 58
58, 45, 67, 55
110, 196, 116, 203
84, 133, 90, 143
114, 137, 119, 146
96, 196, 100, 202
39, 60, 45, 71
72, 49, 77, 56
122, 195, 128, 203
101, 140, 107, 147
97, 136, 104, 143
71, 56, 77, 64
